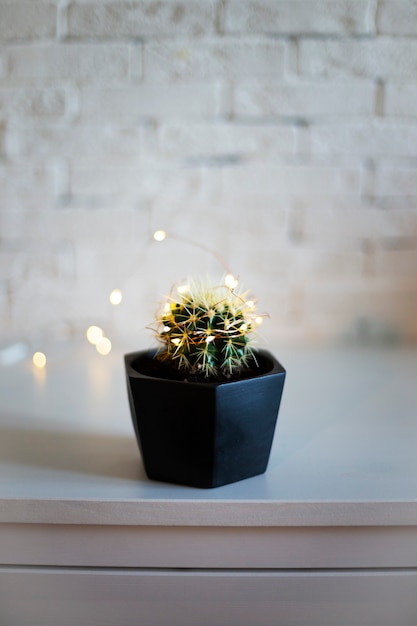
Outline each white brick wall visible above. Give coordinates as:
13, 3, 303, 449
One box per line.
67, 1, 218, 39
1, 0, 417, 348
224, 1, 373, 35
233, 81, 376, 118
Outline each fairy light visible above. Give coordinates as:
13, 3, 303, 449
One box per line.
19, 228, 266, 370
224, 273, 238, 289
153, 230, 167, 242
96, 336, 112, 356
32, 351, 46, 368
109, 288, 123, 306
86, 325, 104, 345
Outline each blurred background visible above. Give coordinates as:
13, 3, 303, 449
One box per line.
1, 0, 417, 357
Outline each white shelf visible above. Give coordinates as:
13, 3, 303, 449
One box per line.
2, 343, 417, 625
1, 343, 416, 528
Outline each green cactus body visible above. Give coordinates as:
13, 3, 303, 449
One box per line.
154, 277, 263, 381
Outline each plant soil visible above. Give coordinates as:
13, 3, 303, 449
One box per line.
132, 352, 270, 384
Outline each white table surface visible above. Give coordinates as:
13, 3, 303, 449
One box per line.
1, 341, 416, 527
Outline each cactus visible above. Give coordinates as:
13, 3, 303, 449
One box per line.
152, 276, 264, 381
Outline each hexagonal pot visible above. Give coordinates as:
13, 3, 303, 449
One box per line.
124, 349, 286, 489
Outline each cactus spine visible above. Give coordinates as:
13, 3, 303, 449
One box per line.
153, 276, 263, 380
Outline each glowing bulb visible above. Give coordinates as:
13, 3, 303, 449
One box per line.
109, 288, 123, 306
33, 351, 46, 368
177, 284, 189, 295
86, 326, 104, 345
96, 336, 112, 356
255, 316, 263, 325
153, 230, 167, 242
225, 273, 238, 289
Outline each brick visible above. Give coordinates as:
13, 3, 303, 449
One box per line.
385, 83, 417, 117
4, 123, 146, 159
377, 0, 417, 35
377, 211, 417, 241
65, 212, 143, 256
375, 249, 417, 276
169, 205, 291, 265
303, 279, 417, 340
221, 164, 362, 197
69, 163, 209, 198
156, 122, 296, 162
233, 81, 375, 118
69, 165, 141, 196
0, 1, 57, 41
0, 238, 73, 284
298, 38, 417, 79
374, 165, 417, 196
301, 208, 375, 249
303, 208, 417, 245
0, 208, 142, 246
9, 272, 76, 333
225, 0, 371, 35
374, 196, 417, 211
0, 163, 55, 198
281, 194, 374, 212
144, 38, 286, 82
0, 86, 69, 118
310, 123, 417, 158
68, 1, 217, 38
6, 43, 131, 81
293, 248, 364, 278
79, 83, 226, 119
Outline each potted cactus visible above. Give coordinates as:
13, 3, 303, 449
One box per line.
125, 276, 286, 488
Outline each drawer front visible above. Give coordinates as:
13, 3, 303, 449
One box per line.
3, 524, 417, 569
1, 567, 417, 626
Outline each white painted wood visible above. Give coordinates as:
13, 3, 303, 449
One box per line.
1, 345, 417, 528
2, 524, 417, 570
1, 345, 417, 625
1, 567, 417, 626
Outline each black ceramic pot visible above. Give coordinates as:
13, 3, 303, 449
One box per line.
124, 349, 286, 489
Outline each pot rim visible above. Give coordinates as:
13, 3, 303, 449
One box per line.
125, 348, 285, 387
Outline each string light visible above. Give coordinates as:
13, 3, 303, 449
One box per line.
153, 230, 167, 242
109, 288, 123, 306
96, 336, 112, 356
32, 351, 46, 368
224, 273, 238, 289
86, 325, 104, 345
15, 227, 266, 371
